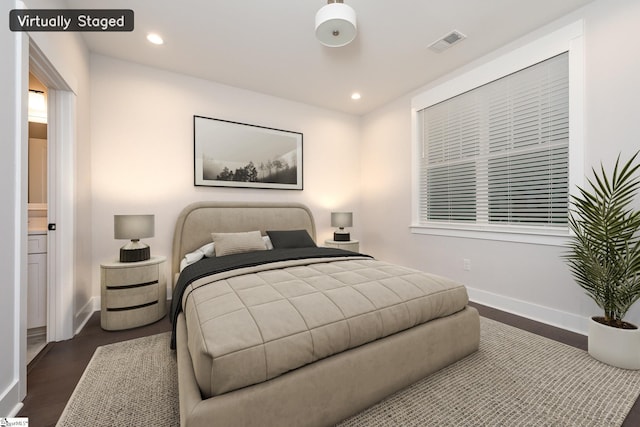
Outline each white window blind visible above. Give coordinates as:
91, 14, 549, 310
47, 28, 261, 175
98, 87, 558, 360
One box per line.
418, 52, 569, 229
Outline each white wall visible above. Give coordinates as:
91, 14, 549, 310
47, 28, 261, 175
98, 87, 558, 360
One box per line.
360, 0, 640, 335
89, 55, 362, 297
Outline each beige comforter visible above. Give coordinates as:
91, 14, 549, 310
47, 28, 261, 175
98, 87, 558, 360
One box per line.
181, 256, 469, 398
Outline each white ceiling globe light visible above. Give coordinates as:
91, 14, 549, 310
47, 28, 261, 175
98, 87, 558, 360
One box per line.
315, 1, 357, 47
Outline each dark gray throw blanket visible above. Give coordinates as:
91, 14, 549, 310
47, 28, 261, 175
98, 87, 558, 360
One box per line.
170, 247, 369, 348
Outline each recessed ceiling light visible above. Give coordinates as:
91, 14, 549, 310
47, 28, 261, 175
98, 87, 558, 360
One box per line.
146, 33, 164, 45
351, 92, 361, 100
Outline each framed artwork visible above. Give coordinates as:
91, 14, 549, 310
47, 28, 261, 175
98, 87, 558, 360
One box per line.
194, 116, 303, 190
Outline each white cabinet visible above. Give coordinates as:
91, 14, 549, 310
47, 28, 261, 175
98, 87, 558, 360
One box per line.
27, 234, 47, 329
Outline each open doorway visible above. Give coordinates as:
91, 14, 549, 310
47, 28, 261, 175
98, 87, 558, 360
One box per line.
26, 72, 48, 364
28, 39, 76, 347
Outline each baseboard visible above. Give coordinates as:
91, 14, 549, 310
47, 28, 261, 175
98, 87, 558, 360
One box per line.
0, 380, 23, 418
74, 296, 99, 335
467, 286, 588, 336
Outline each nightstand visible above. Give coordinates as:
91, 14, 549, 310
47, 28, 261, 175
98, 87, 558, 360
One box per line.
324, 239, 359, 252
100, 256, 167, 330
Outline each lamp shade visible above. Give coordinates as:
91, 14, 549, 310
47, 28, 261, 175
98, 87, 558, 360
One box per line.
315, 2, 357, 47
114, 215, 155, 240
331, 212, 353, 228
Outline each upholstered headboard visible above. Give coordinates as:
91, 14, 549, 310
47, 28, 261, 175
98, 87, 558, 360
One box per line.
171, 201, 316, 282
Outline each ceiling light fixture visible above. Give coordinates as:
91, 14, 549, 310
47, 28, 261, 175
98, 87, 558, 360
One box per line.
315, 0, 357, 48
351, 92, 361, 100
146, 33, 164, 45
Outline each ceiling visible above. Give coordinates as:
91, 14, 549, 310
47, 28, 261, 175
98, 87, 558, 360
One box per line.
65, 0, 594, 115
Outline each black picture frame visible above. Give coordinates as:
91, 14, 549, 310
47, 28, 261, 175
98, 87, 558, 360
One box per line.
194, 116, 303, 190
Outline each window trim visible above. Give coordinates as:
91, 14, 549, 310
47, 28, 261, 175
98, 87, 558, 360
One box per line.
411, 20, 584, 245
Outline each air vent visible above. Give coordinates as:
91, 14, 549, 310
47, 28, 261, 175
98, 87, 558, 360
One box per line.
428, 30, 466, 53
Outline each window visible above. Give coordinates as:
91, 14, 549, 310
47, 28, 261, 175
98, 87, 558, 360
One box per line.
420, 53, 568, 228
411, 22, 583, 244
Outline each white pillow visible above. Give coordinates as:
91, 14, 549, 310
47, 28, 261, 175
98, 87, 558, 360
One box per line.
179, 242, 215, 272
263, 235, 273, 250
199, 242, 215, 257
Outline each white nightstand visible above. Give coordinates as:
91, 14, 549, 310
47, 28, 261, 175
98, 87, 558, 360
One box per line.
324, 239, 359, 252
100, 256, 167, 330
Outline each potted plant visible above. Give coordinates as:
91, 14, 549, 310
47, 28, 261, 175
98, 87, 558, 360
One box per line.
566, 151, 640, 369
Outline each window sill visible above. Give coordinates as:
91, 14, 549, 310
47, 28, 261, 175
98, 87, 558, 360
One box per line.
410, 223, 570, 247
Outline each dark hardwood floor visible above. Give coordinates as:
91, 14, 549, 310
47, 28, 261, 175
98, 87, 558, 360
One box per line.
16, 304, 640, 426
18, 313, 171, 427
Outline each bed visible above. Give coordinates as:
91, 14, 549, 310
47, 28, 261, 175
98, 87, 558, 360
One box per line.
171, 201, 480, 427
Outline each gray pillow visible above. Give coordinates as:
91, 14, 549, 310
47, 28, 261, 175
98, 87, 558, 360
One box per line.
266, 230, 317, 249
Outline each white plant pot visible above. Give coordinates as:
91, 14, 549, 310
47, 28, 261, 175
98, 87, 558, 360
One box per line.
588, 317, 640, 370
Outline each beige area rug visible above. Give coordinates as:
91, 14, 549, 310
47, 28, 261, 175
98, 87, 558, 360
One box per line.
57, 318, 640, 427
56, 333, 179, 427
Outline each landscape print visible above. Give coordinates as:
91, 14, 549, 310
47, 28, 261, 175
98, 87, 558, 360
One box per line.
194, 116, 303, 190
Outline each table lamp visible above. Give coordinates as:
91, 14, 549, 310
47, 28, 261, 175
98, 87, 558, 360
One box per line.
331, 212, 352, 242
114, 214, 154, 262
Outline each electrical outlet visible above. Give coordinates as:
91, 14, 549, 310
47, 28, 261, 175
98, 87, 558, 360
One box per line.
463, 258, 471, 271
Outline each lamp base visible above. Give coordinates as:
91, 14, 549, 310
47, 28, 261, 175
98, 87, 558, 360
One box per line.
333, 231, 350, 242
119, 241, 150, 263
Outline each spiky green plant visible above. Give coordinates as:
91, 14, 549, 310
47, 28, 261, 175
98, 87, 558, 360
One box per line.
566, 152, 640, 328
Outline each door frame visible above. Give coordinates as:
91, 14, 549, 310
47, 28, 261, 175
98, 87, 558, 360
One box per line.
28, 40, 75, 344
